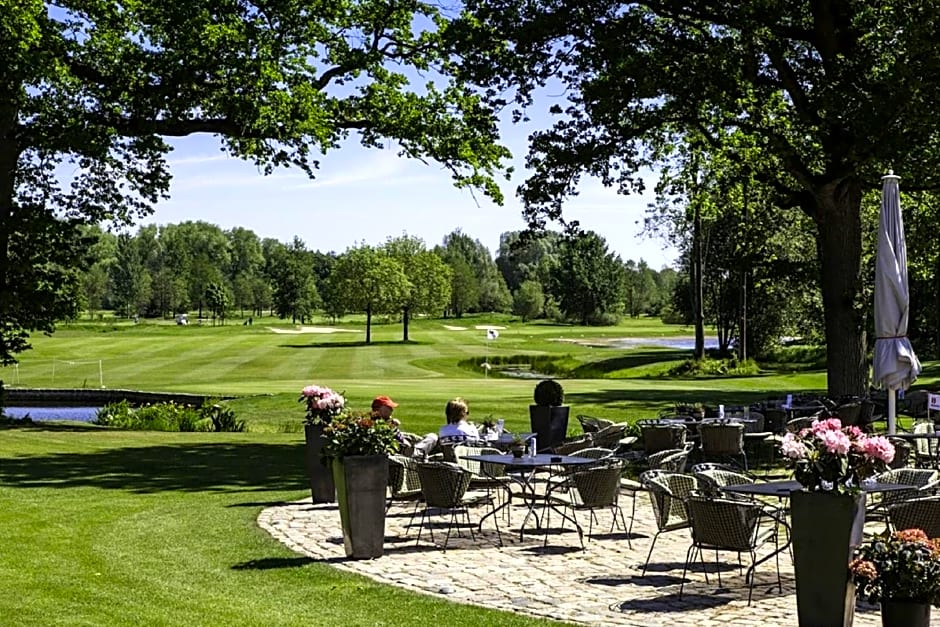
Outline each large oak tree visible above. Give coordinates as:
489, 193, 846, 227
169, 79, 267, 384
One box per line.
453, 0, 940, 396
0, 0, 509, 363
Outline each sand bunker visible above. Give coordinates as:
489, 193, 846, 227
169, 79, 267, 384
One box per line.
442, 325, 468, 331
475, 325, 507, 330
268, 326, 357, 334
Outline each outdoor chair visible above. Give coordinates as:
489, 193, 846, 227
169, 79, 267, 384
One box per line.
414, 461, 497, 550
454, 445, 513, 516
590, 422, 630, 451
544, 459, 627, 548
698, 422, 747, 470
911, 421, 939, 468
640, 423, 687, 456
762, 407, 788, 435
387, 454, 423, 520
620, 446, 692, 542
888, 437, 914, 469
867, 468, 940, 524
680, 495, 783, 605
577, 414, 615, 434
551, 435, 594, 456
887, 496, 940, 538
639, 470, 698, 574
786, 416, 817, 433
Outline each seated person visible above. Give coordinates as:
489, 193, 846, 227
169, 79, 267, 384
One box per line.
372, 395, 438, 458
438, 397, 480, 447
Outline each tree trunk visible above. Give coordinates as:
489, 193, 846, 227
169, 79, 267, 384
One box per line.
365, 304, 372, 344
402, 306, 410, 342
813, 178, 867, 398
692, 198, 705, 359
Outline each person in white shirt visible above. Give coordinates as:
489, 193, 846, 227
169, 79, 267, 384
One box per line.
438, 397, 480, 446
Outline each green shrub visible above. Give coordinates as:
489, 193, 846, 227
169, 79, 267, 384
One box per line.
94, 400, 136, 427
93, 399, 244, 432
667, 356, 760, 377
533, 379, 565, 406
200, 401, 246, 432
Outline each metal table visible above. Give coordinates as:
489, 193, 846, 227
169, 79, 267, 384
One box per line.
463, 453, 598, 541
722, 480, 914, 498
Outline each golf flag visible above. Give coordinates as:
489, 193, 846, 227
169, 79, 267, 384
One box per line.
486, 328, 499, 340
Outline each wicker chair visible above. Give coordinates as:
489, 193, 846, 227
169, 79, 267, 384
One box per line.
867, 468, 940, 523
911, 421, 940, 468
577, 414, 615, 434
888, 496, 940, 537
591, 422, 630, 451
888, 437, 914, 469
387, 454, 423, 514
680, 495, 783, 605
545, 459, 626, 547
454, 445, 512, 508
640, 424, 688, 456
698, 422, 748, 470
552, 435, 594, 456
620, 447, 691, 543
415, 461, 496, 550
639, 470, 698, 574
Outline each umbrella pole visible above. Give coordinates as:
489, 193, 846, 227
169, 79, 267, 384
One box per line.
888, 389, 897, 435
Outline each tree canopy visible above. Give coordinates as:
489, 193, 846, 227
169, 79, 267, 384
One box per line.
453, 0, 940, 396
0, 0, 510, 363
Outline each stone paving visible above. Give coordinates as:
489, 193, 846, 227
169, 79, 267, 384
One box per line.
259, 489, 938, 626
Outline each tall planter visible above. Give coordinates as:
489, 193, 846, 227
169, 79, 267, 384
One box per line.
881, 600, 931, 627
333, 454, 388, 559
304, 423, 335, 503
790, 490, 866, 627
529, 405, 570, 450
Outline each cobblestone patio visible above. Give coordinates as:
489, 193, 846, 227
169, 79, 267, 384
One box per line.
259, 490, 936, 626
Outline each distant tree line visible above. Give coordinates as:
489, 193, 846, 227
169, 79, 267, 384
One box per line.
76, 222, 677, 341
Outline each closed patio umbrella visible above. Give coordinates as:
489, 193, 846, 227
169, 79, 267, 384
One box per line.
872, 172, 921, 434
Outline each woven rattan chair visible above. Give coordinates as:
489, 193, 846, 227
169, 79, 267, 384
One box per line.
577, 414, 615, 434
552, 435, 594, 456
888, 496, 940, 537
888, 437, 914, 469
639, 470, 698, 574
387, 454, 423, 514
867, 468, 940, 523
619, 447, 691, 543
698, 422, 747, 470
590, 422, 630, 451
680, 495, 783, 605
911, 421, 940, 468
640, 424, 688, 456
545, 459, 626, 548
415, 461, 496, 550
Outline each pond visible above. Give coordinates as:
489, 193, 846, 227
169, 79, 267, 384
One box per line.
3, 407, 99, 423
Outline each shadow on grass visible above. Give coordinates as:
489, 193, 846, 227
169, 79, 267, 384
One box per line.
0, 424, 306, 495
572, 350, 689, 375
232, 556, 315, 571
568, 387, 828, 407
279, 340, 426, 349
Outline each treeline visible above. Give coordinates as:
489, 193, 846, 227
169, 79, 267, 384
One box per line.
77, 223, 676, 338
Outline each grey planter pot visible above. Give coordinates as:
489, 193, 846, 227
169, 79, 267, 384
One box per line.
881, 600, 931, 627
790, 489, 866, 627
529, 405, 570, 450
333, 454, 389, 559
304, 423, 335, 503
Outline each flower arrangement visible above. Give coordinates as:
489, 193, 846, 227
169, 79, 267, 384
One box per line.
322, 411, 400, 461
850, 529, 940, 606
300, 384, 346, 425
780, 417, 895, 493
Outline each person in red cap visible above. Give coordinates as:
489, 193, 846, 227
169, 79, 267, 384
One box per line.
371, 395, 399, 421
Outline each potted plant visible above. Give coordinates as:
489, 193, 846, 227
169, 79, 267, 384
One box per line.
300, 384, 346, 503
780, 417, 896, 626
529, 378, 569, 450
322, 410, 400, 559
508, 435, 526, 458
850, 528, 940, 627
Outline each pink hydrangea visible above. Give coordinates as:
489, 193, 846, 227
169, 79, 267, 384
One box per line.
819, 429, 851, 455
861, 435, 896, 464
811, 417, 843, 434
781, 432, 808, 459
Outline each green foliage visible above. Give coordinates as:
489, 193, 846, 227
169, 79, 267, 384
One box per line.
533, 379, 564, 406
553, 231, 625, 326
852, 529, 940, 606
321, 412, 400, 461
513, 280, 545, 322
94, 400, 244, 432
667, 357, 761, 378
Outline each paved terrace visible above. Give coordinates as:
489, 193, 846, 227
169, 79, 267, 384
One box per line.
259, 491, 938, 626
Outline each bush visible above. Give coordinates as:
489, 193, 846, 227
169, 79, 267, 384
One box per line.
667, 356, 760, 378
94, 399, 244, 432
533, 379, 565, 406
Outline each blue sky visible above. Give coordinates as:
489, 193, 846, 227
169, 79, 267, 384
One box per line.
144, 129, 678, 270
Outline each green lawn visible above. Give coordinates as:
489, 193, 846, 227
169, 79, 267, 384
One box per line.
1, 313, 935, 625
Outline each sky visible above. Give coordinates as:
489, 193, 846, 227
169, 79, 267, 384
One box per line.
142, 121, 679, 270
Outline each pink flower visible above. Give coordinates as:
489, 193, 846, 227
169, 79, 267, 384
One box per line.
781, 432, 808, 459
845, 425, 863, 439
811, 417, 843, 434
819, 429, 851, 455
861, 436, 896, 464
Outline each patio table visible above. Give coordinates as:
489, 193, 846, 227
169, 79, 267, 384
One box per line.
463, 453, 598, 541
722, 479, 913, 498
